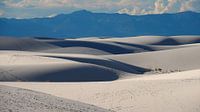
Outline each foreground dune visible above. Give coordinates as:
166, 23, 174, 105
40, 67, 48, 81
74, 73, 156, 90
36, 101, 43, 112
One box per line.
1, 69, 200, 112
0, 85, 110, 112
0, 36, 200, 112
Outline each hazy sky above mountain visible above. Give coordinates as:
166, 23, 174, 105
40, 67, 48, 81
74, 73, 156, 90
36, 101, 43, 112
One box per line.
0, 0, 200, 18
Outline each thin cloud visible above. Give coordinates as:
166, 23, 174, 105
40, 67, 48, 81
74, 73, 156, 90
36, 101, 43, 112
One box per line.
118, 0, 199, 15
2, 0, 72, 8
180, 0, 194, 12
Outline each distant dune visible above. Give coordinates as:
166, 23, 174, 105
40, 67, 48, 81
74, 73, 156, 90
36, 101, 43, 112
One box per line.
0, 36, 200, 112
0, 36, 200, 81
109, 44, 200, 74
0, 37, 59, 51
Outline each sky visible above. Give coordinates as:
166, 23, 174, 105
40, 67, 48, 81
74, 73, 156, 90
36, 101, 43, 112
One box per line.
0, 0, 200, 18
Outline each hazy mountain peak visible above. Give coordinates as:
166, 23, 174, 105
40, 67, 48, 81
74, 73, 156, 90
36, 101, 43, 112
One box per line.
71, 10, 92, 15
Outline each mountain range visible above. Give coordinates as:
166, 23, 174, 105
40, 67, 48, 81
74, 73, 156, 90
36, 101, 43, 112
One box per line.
0, 10, 200, 38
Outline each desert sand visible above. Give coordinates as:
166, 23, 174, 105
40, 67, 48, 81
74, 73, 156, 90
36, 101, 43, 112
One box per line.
0, 36, 200, 112
0, 85, 110, 112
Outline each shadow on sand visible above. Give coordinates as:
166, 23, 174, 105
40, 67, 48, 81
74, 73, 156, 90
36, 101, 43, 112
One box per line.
43, 56, 151, 74
47, 40, 134, 54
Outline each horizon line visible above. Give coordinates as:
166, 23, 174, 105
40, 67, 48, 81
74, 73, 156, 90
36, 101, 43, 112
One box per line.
0, 9, 199, 20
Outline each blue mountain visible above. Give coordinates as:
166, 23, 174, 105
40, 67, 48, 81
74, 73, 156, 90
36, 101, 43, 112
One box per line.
0, 10, 200, 38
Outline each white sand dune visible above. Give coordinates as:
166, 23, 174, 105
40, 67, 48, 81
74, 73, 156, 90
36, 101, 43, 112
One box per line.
107, 44, 200, 74
0, 50, 152, 81
1, 69, 200, 112
0, 85, 110, 112
0, 52, 120, 81
96, 36, 200, 45
42, 47, 112, 55
0, 36, 200, 112
3, 36, 199, 55
0, 37, 59, 51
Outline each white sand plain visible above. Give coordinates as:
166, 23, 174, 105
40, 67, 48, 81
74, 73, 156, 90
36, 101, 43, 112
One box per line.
0, 36, 200, 112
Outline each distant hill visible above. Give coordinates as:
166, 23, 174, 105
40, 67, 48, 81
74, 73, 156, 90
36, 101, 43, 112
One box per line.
0, 10, 200, 38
